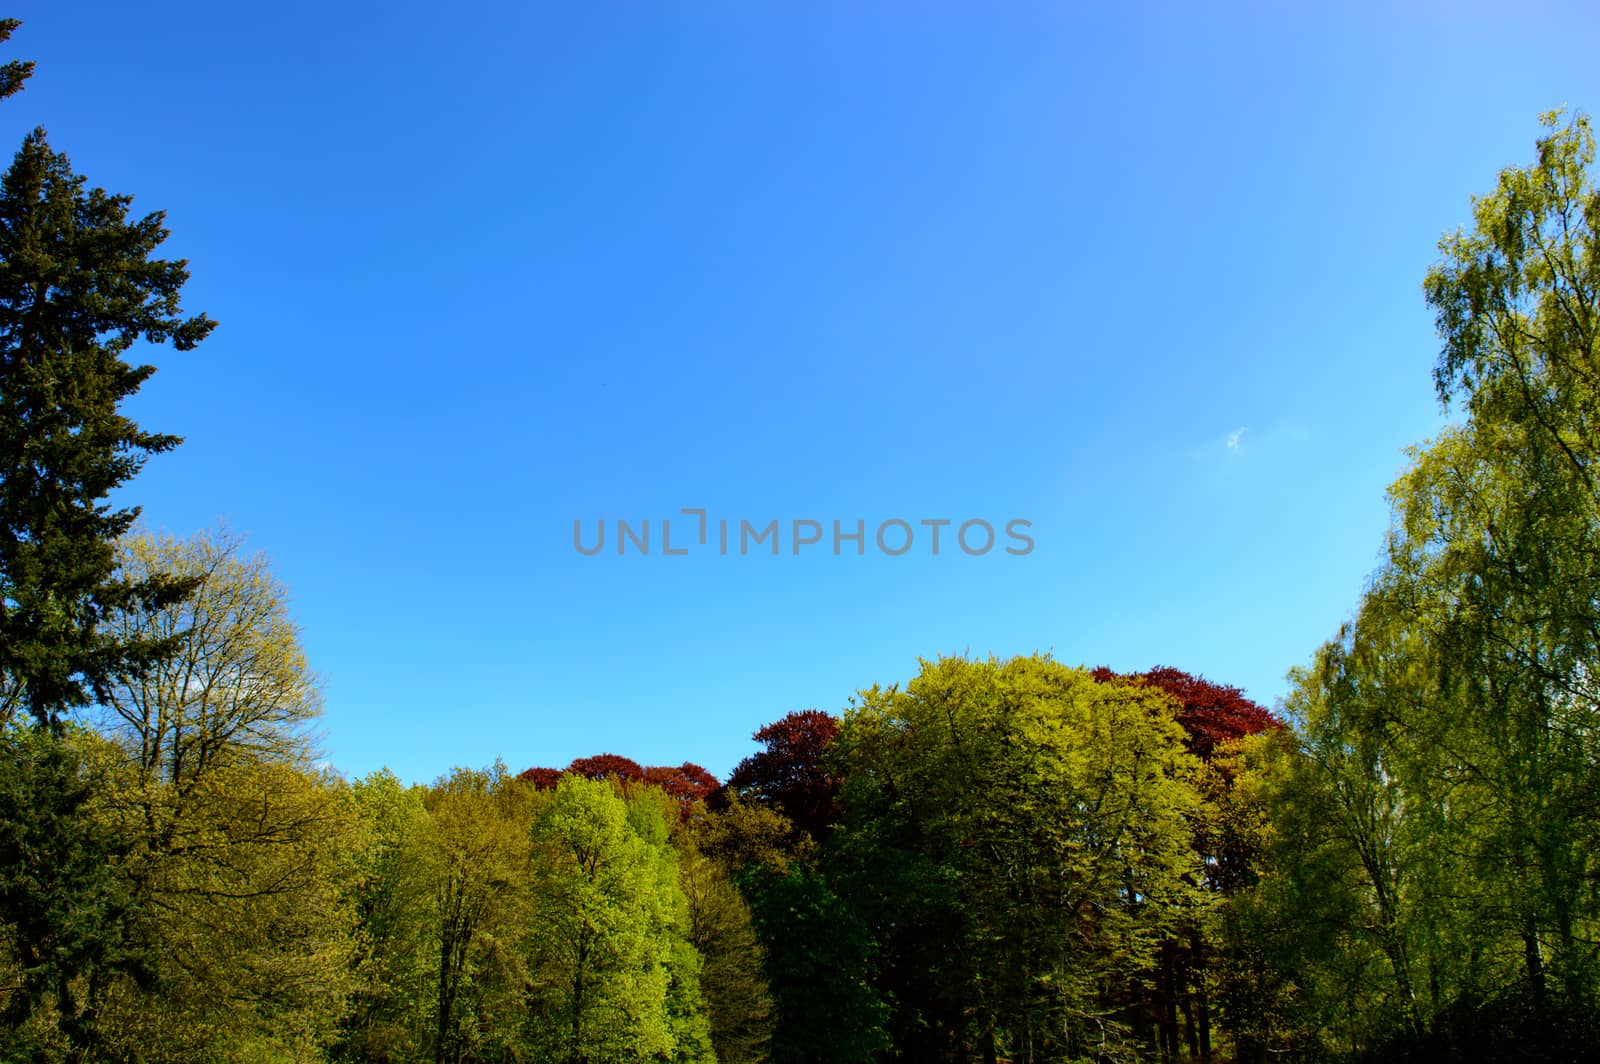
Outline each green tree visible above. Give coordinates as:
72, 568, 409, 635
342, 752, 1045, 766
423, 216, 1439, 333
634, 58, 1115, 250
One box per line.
525, 774, 711, 1063
1411, 109, 1600, 1004
0, 722, 145, 1054
0, 20, 214, 1052
625, 789, 716, 1064
98, 528, 323, 782
0, 35, 214, 732
338, 768, 439, 1062
677, 837, 774, 1064
66, 529, 356, 1061
832, 655, 1206, 1063
739, 866, 888, 1064
424, 763, 538, 1064
1219, 110, 1600, 1060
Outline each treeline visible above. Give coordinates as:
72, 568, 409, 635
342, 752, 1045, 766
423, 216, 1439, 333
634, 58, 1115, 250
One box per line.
3, 538, 1283, 1064
2, 12, 1599, 1060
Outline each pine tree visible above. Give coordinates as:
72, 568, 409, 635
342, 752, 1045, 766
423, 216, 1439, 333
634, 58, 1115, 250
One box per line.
0, 18, 214, 730
0, 18, 214, 1050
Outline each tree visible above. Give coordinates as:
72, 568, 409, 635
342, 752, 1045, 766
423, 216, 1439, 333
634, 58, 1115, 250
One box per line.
525, 774, 712, 1063
1427, 109, 1599, 488
565, 753, 646, 783
517, 765, 564, 789
725, 710, 841, 841
1216, 111, 1600, 1059
0, 723, 147, 1052
66, 528, 354, 1060
0, 20, 214, 1052
425, 763, 538, 1064
0, 31, 215, 730
1092, 666, 1282, 1058
693, 789, 816, 876
98, 527, 323, 786
740, 866, 888, 1064
521, 757, 722, 811
0, 19, 31, 103
90, 759, 359, 1063
339, 769, 439, 1063
643, 762, 721, 806
1092, 665, 1280, 761
677, 840, 774, 1064
832, 655, 1207, 1062
1416, 108, 1600, 1005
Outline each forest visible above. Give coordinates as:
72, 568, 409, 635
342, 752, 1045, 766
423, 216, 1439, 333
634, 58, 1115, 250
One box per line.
2, 16, 1599, 1064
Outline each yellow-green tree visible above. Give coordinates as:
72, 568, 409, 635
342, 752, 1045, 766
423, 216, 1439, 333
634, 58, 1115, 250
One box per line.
525, 774, 714, 1063
423, 762, 539, 1064
339, 768, 439, 1062
1221, 110, 1600, 1060
833, 655, 1207, 1063
676, 834, 774, 1064
86, 528, 357, 1061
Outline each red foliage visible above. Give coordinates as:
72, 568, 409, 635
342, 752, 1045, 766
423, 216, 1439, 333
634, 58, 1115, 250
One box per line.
725, 709, 841, 839
565, 753, 646, 782
518, 757, 720, 812
1091, 665, 1280, 760
642, 762, 721, 803
517, 766, 563, 789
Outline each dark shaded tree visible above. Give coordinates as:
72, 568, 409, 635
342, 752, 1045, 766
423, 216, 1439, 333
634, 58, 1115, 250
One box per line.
0, 20, 213, 1052
0, 726, 151, 1046
0, 18, 30, 104
0, 99, 214, 731
740, 866, 888, 1064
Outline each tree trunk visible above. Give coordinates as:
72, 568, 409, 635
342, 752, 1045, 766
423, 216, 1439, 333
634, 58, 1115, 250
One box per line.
1523, 915, 1546, 1003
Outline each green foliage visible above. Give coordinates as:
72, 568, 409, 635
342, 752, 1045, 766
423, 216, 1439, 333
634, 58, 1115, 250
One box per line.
94, 761, 361, 1062
1219, 110, 1600, 1061
739, 866, 888, 1064
424, 763, 539, 1064
58, 528, 358, 1061
0, 20, 34, 103
678, 839, 773, 1064
0, 77, 214, 731
338, 769, 438, 1062
524, 774, 714, 1063
831, 655, 1207, 1061
695, 789, 815, 875
0, 723, 146, 1046
0, 24, 215, 1053
99, 528, 324, 777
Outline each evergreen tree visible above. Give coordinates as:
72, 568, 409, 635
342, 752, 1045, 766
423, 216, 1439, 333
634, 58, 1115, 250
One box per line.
0, 18, 214, 1050
0, 20, 214, 731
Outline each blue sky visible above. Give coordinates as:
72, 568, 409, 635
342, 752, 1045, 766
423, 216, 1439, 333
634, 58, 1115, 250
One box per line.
7, 2, 1596, 784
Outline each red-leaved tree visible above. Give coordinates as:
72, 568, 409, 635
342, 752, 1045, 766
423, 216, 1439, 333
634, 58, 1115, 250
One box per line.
642, 762, 721, 803
518, 756, 720, 808
725, 709, 841, 839
564, 753, 646, 782
516, 766, 563, 789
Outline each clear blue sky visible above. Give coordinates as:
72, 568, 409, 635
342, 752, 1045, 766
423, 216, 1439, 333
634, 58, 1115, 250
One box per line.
7, 2, 1596, 784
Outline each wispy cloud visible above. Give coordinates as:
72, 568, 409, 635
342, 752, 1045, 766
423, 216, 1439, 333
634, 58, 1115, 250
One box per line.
1225, 427, 1248, 452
